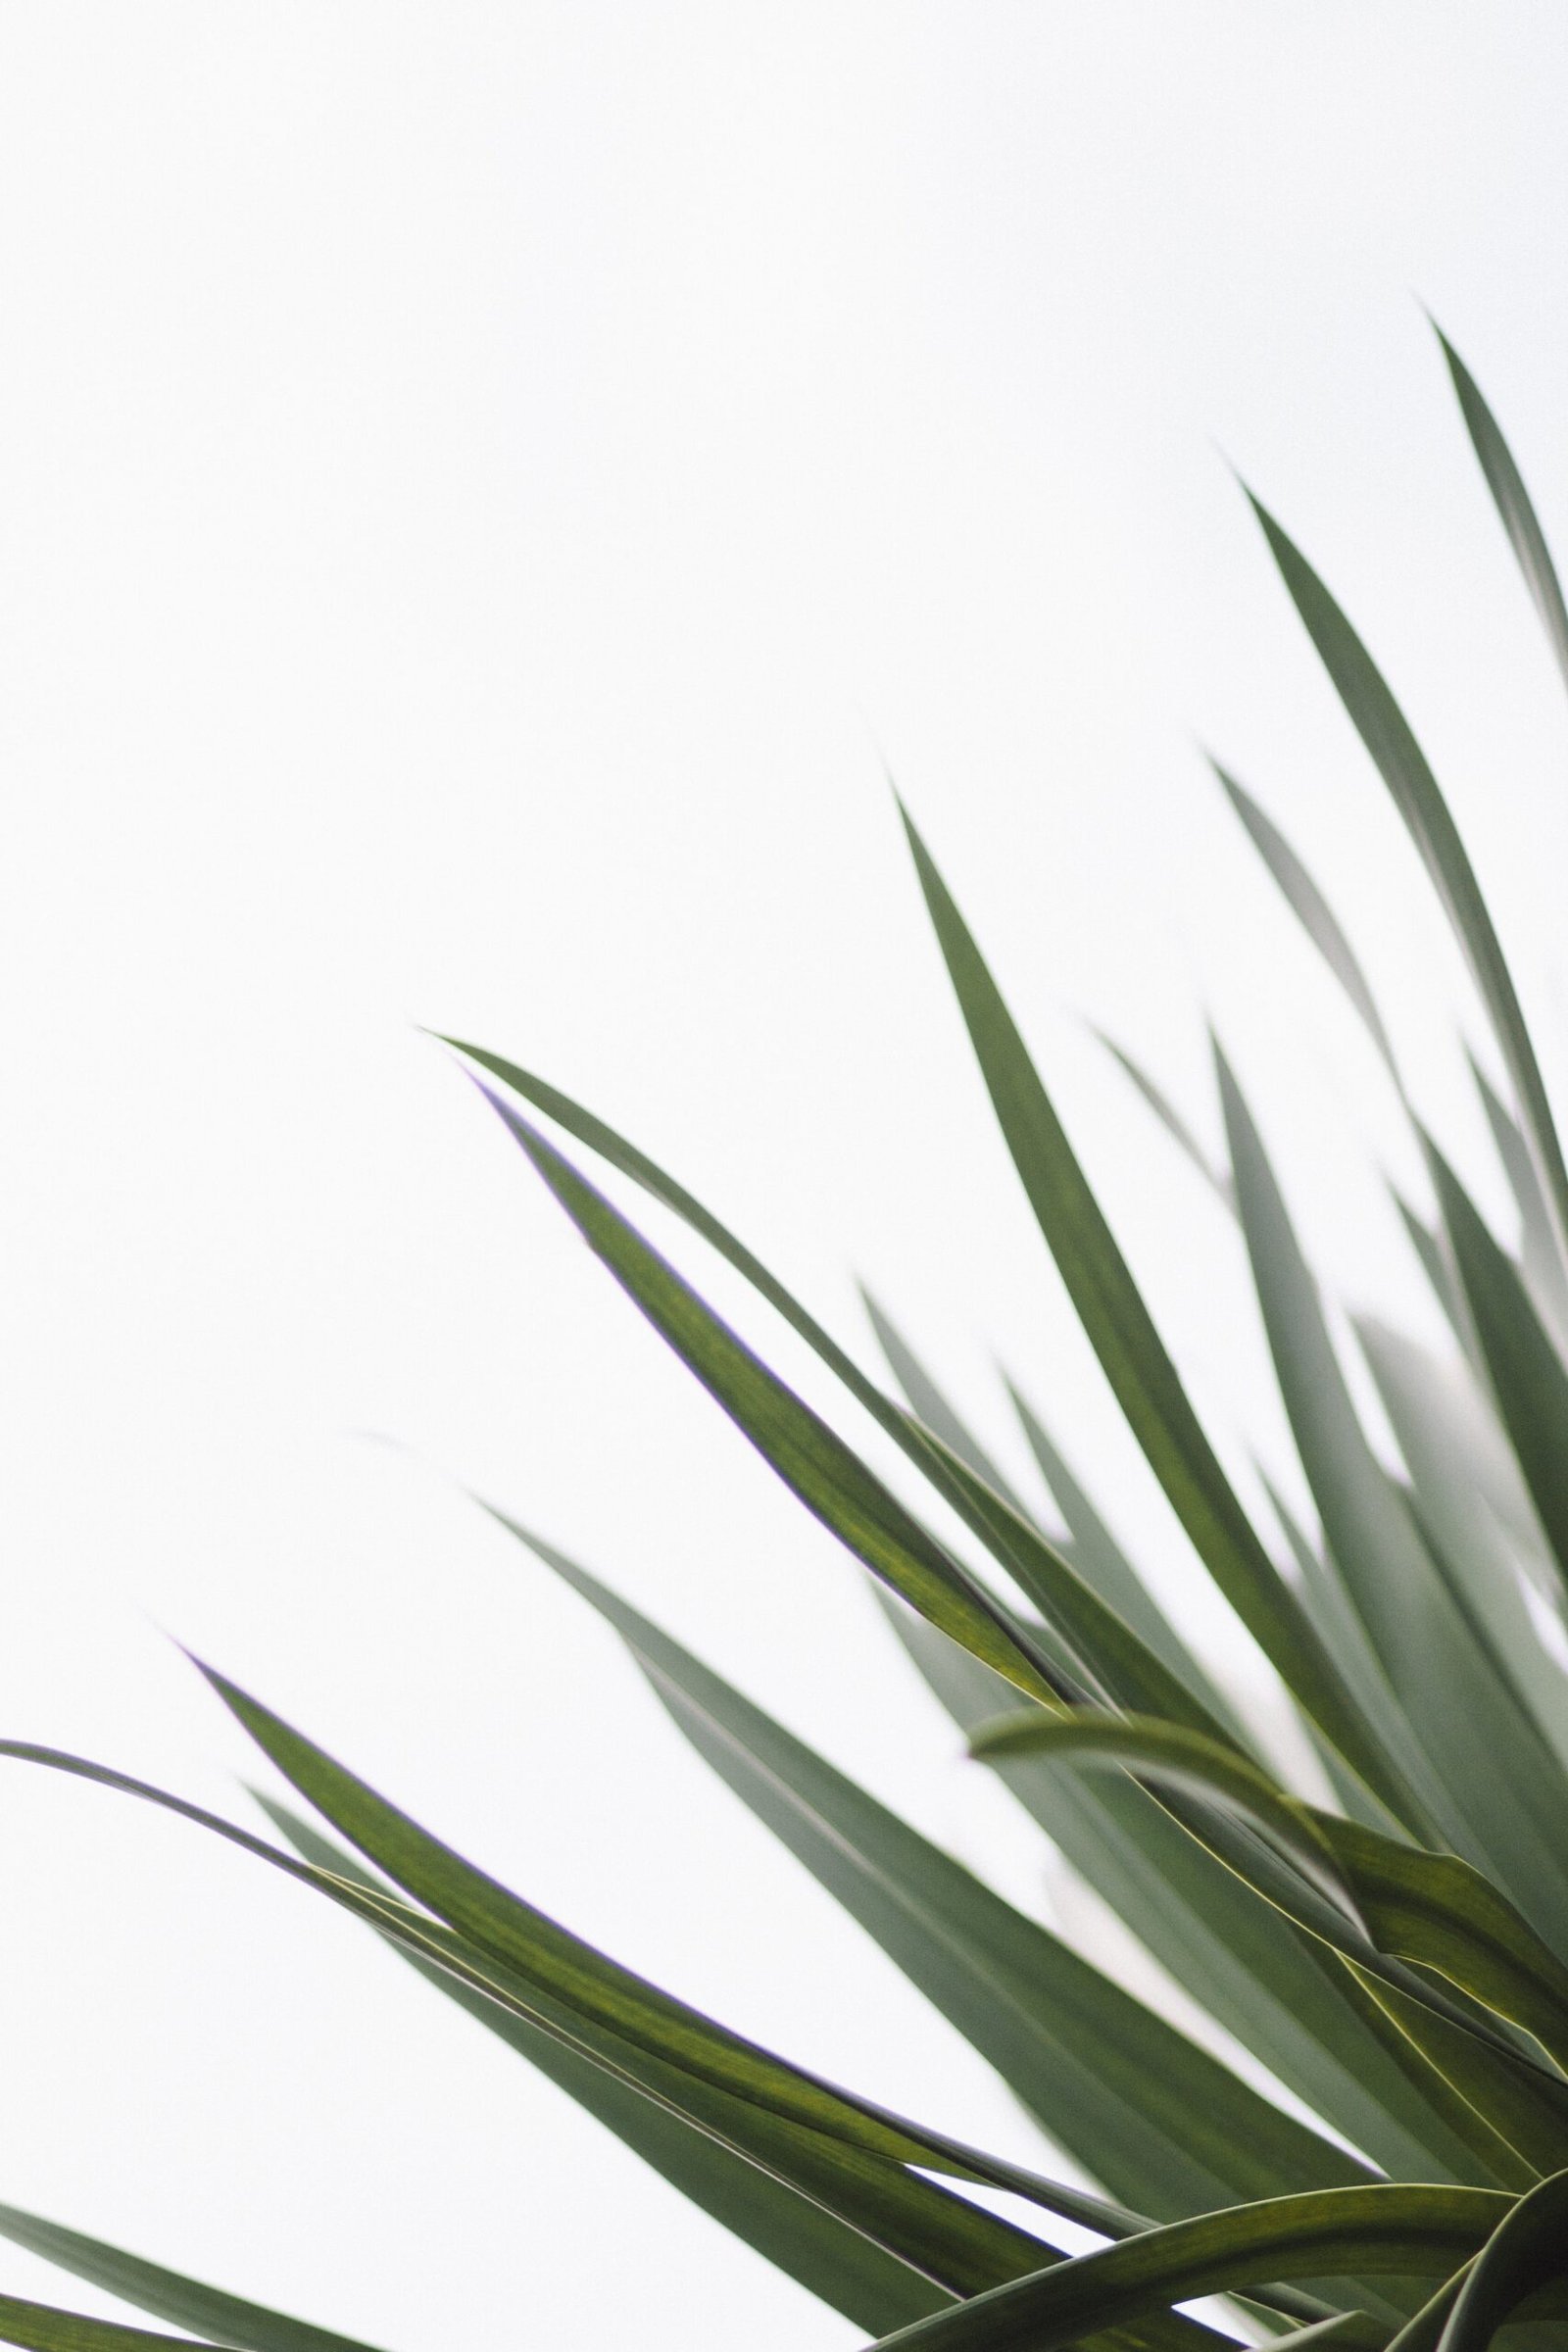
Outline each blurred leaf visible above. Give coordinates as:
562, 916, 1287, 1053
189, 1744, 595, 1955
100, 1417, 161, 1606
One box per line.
1217, 1047, 1568, 1933
1211, 761, 1396, 1076
1091, 1030, 1236, 1208
881, 1593, 1489, 2185
1427, 1141, 1568, 1606
1437, 327, 1568, 700
1352, 1319, 1568, 1773
473, 1090, 1064, 1706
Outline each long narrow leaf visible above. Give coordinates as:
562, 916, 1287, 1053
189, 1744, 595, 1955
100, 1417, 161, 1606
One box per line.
1435, 2164, 1568, 2352
1427, 1140, 1568, 1605
1249, 492, 1568, 1268
0, 2213, 387, 2352
1211, 762, 1396, 1075
1437, 328, 1568, 700
1217, 1047, 1568, 1935
899, 806, 1418, 1825
494, 1513, 1370, 2218
881, 1595, 1493, 2186
858, 2187, 1520, 2352
472, 1091, 1064, 1707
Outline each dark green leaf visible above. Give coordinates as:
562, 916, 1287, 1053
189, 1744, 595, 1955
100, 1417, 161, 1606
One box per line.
899, 805, 1417, 1823
0, 2299, 211, 2352
0, 2212, 386, 2352
1436, 2165, 1568, 2352
859, 2186, 1518, 2352
1249, 492, 1568, 1269
472, 1091, 1063, 1707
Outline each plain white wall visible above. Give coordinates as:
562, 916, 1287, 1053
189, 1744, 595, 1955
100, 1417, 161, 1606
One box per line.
3, 7, 1568, 2347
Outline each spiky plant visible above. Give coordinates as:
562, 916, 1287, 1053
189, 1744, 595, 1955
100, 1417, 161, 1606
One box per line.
6, 327, 1568, 2352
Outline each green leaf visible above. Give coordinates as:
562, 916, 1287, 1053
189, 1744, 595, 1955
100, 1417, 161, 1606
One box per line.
881, 1594, 1491, 2186
898, 806, 1417, 1824
495, 1513, 1371, 2219
1217, 1046, 1568, 1934
0, 1734, 1103, 2297
1468, 1054, 1568, 1346
858, 1291, 1028, 1513
1390, 1193, 1477, 1364
1211, 761, 1396, 1075
968, 1712, 1356, 1928
0, 2299, 212, 2352
1312, 1815, 1568, 2079
471, 1090, 1063, 1708
1426, 1139, 1568, 1605
965, 1705, 1568, 2150
1343, 1964, 1568, 2183
992, 1376, 1245, 1739
1436, 2164, 1568, 2352
0, 2211, 387, 2352
1437, 327, 1568, 700
858, 2186, 1520, 2352
251, 1801, 961, 2335
1090, 1030, 1235, 1208
1248, 491, 1568, 1270
1351, 1317, 1568, 1775
452, 1044, 1226, 1730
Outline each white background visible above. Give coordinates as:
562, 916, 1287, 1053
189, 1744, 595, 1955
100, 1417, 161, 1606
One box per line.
3, 8, 1568, 2347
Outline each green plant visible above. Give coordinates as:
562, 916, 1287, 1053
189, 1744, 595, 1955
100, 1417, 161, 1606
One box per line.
7, 325, 1568, 2352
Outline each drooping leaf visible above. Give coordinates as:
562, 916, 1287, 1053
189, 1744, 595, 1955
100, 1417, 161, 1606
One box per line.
0, 1734, 1120, 2288
880, 1593, 1492, 2187
965, 1707, 1568, 2146
968, 1712, 1356, 1928
857, 2186, 1521, 2352
251, 1801, 964, 2335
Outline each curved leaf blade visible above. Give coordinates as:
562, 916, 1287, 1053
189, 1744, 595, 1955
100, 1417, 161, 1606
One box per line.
858, 2187, 1517, 2352
1436, 2165, 1568, 2352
